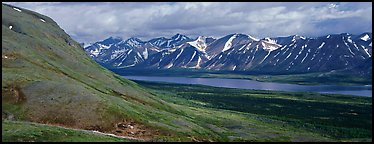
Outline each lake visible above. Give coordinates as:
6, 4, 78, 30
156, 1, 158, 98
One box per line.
123, 76, 372, 97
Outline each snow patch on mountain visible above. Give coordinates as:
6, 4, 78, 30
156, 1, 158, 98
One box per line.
318, 42, 325, 49
222, 34, 237, 52
136, 52, 142, 58
166, 62, 173, 69
249, 35, 259, 41
343, 38, 355, 55
142, 48, 148, 59
175, 48, 184, 60
192, 56, 202, 68
361, 34, 370, 41
125, 38, 144, 47
187, 36, 207, 51
264, 37, 276, 44
189, 51, 197, 63
301, 53, 308, 63
232, 65, 237, 70
89, 44, 112, 57
13, 7, 21, 12
124, 50, 132, 59
260, 52, 271, 64
100, 44, 111, 49
261, 39, 282, 52
347, 36, 353, 43
285, 52, 292, 60
363, 47, 371, 57
111, 49, 127, 60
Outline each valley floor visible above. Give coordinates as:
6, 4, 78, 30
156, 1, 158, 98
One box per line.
3, 80, 371, 142
133, 80, 372, 142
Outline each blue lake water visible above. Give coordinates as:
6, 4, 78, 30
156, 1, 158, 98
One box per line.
123, 76, 372, 97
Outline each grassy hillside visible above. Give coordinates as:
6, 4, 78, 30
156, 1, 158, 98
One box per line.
1, 3, 205, 141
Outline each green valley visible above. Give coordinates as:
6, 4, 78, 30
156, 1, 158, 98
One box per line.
132, 80, 372, 142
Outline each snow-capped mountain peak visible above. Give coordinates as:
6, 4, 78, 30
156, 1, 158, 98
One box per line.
171, 33, 189, 41
101, 36, 123, 45
124, 37, 144, 47
222, 34, 238, 52
148, 33, 191, 48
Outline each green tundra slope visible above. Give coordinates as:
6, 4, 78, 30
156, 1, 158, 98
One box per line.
1, 3, 195, 141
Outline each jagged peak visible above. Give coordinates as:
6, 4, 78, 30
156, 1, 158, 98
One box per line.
227, 33, 260, 41
100, 36, 123, 44
171, 33, 189, 40
109, 36, 123, 40
126, 37, 144, 43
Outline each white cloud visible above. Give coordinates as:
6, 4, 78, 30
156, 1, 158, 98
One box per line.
4, 2, 372, 43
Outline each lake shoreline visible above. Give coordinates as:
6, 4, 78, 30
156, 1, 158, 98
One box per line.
112, 68, 372, 86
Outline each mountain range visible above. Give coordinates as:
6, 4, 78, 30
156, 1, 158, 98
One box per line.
84, 32, 372, 74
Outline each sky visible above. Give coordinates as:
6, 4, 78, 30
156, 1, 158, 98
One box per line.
4, 2, 372, 44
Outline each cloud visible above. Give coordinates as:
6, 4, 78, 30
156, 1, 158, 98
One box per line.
4, 2, 372, 43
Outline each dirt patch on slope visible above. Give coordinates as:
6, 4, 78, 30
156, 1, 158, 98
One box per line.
109, 120, 165, 141
2, 85, 27, 104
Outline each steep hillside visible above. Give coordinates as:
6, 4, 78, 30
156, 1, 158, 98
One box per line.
1, 3, 198, 141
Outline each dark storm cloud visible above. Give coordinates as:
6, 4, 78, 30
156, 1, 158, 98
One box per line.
4, 2, 372, 44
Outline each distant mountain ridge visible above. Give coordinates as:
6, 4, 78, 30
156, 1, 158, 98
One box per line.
84, 32, 372, 74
